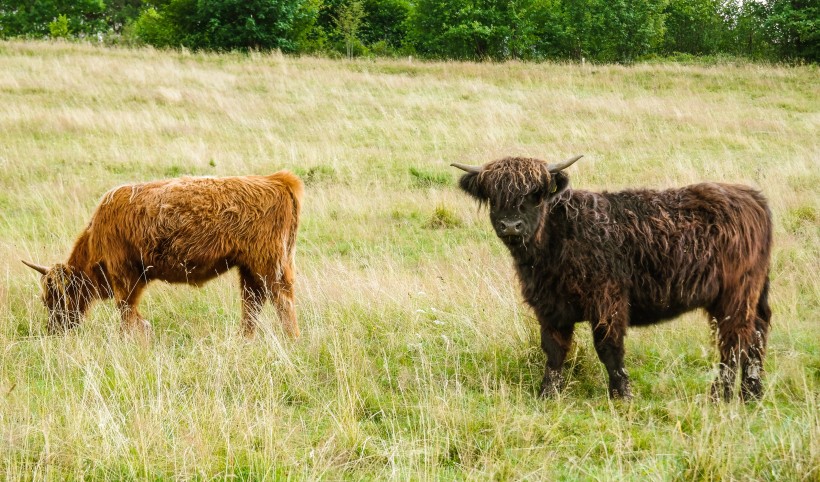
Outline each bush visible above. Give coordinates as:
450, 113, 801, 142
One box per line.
369, 39, 394, 57
133, 8, 178, 47
48, 14, 71, 38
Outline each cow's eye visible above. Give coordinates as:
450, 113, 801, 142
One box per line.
525, 193, 540, 207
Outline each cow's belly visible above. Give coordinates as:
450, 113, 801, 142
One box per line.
628, 283, 717, 326
628, 303, 696, 326
146, 259, 235, 285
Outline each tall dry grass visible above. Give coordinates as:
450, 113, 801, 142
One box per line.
0, 41, 817, 479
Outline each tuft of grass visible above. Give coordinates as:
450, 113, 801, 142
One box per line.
293, 164, 337, 185
164, 164, 183, 177
409, 166, 452, 188
783, 204, 818, 234
425, 205, 462, 229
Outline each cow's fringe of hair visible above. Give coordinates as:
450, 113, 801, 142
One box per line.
477, 157, 551, 208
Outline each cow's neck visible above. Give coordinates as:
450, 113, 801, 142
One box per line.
66, 229, 110, 300
507, 199, 571, 282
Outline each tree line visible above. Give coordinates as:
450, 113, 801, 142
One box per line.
0, 0, 816, 62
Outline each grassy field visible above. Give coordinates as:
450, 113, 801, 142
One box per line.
0, 40, 817, 480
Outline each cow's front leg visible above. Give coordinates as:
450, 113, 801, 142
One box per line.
112, 278, 151, 339
539, 323, 575, 397
590, 301, 631, 399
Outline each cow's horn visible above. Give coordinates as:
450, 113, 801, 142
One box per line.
547, 155, 584, 173
22, 260, 49, 275
450, 163, 482, 174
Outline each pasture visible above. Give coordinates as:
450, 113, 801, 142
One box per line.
0, 41, 817, 480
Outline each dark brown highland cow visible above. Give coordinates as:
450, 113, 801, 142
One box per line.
452, 156, 772, 401
24, 172, 303, 339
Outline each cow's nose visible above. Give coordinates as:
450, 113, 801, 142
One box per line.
499, 220, 523, 236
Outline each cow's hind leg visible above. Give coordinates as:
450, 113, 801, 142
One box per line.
710, 344, 738, 402
709, 278, 767, 402
271, 263, 299, 339
709, 309, 740, 402
708, 311, 746, 402
239, 267, 268, 338
741, 278, 771, 401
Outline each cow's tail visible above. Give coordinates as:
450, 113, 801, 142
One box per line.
275, 170, 304, 206
271, 170, 303, 266
756, 275, 771, 332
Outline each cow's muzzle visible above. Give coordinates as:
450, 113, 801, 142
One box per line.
498, 219, 524, 237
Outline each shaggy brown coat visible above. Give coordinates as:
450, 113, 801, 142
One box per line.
455, 156, 772, 401
24, 171, 303, 338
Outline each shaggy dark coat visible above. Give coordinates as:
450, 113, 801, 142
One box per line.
455, 157, 772, 401
24, 171, 303, 338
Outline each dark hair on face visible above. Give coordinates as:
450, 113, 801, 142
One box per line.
462, 157, 553, 208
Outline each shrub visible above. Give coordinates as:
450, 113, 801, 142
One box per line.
48, 14, 71, 38
133, 8, 178, 47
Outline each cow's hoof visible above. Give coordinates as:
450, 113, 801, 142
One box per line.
122, 319, 152, 344
538, 385, 560, 399
609, 386, 633, 400
710, 379, 733, 402
740, 380, 763, 402
539, 371, 564, 398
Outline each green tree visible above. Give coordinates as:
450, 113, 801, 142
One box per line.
132, 7, 179, 47
358, 0, 410, 50
104, 0, 149, 32
515, 0, 568, 60
409, 0, 521, 60
764, 0, 818, 61
719, 0, 770, 58
194, 0, 310, 51
0, 0, 106, 38
133, 0, 317, 52
302, 0, 408, 56
560, 0, 667, 62
334, 0, 365, 57
662, 0, 725, 55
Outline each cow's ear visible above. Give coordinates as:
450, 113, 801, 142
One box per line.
546, 172, 570, 202
457, 173, 486, 202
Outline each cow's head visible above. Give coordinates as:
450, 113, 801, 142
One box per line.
452, 155, 582, 247
22, 261, 94, 333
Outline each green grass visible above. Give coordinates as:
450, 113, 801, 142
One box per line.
0, 40, 818, 480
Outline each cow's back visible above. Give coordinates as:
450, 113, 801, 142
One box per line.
86, 172, 302, 283
606, 183, 771, 324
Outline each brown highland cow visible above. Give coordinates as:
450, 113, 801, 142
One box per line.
453, 156, 772, 401
24, 171, 303, 339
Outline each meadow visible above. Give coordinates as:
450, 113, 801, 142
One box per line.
0, 41, 817, 480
